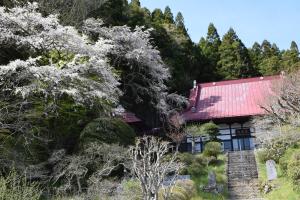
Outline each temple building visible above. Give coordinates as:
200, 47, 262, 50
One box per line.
181, 75, 281, 152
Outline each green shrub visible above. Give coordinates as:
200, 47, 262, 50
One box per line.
175, 180, 197, 198
256, 149, 269, 163
158, 180, 196, 200
187, 162, 206, 176
0, 170, 42, 200
260, 133, 300, 163
203, 142, 222, 158
80, 118, 136, 146
279, 148, 300, 175
194, 154, 209, 166
168, 186, 188, 200
287, 152, 300, 191
121, 179, 142, 200
278, 156, 289, 174
177, 153, 194, 165
200, 122, 219, 141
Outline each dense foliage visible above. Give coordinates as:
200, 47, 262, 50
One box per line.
2, 0, 300, 97
203, 142, 222, 159
0, 2, 186, 198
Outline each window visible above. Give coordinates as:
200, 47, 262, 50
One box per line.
195, 143, 201, 152
223, 141, 232, 151
236, 128, 251, 137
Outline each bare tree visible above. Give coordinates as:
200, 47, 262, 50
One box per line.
260, 72, 300, 126
165, 112, 186, 152
129, 136, 183, 200
49, 143, 128, 195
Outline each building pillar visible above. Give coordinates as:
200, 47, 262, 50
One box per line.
229, 124, 233, 151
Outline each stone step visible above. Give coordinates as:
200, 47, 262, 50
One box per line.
228, 171, 258, 174
228, 168, 257, 171
227, 150, 262, 200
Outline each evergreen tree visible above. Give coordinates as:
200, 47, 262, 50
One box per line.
130, 0, 140, 7
205, 23, 221, 61
258, 40, 282, 75
249, 42, 262, 68
258, 55, 281, 75
175, 12, 187, 35
127, 0, 150, 27
198, 37, 206, 49
91, 0, 128, 26
206, 23, 221, 46
151, 8, 164, 24
217, 28, 256, 79
271, 43, 281, 57
199, 23, 221, 80
164, 6, 174, 24
281, 41, 300, 72
261, 40, 273, 58
291, 41, 299, 52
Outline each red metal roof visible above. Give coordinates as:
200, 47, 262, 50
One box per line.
183, 75, 281, 121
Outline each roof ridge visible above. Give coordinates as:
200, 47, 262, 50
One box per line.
198, 75, 281, 88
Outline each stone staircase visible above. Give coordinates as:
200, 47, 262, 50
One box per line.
227, 150, 263, 200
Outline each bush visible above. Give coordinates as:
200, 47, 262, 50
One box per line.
121, 179, 142, 200
279, 147, 300, 175
80, 118, 136, 146
159, 180, 196, 200
256, 149, 269, 163
260, 133, 300, 163
278, 156, 289, 174
177, 153, 194, 165
200, 122, 219, 141
187, 162, 206, 177
194, 154, 209, 166
175, 180, 197, 198
0, 170, 42, 200
287, 152, 300, 191
203, 142, 222, 158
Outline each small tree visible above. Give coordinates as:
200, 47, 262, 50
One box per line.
203, 142, 222, 159
129, 136, 183, 200
200, 122, 219, 141
165, 112, 186, 152
185, 124, 202, 154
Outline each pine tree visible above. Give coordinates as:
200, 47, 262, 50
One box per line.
271, 43, 280, 57
128, 0, 150, 27
204, 23, 221, 61
258, 40, 282, 75
218, 28, 256, 79
261, 40, 273, 58
281, 41, 300, 72
92, 0, 128, 26
258, 56, 281, 75
151, 8, 164, 24
249, 42, 262, 68
199, 23, 221, 80
130, 0, 141, 7
175, 12, 187, 35
206, 23, 221, 46
291, 41, 299, 52
164, 6, 174, 24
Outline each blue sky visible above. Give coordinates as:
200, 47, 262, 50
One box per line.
139, 0, 300, 49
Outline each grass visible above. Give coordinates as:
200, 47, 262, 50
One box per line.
190, 154, 229, 200
256, 147, 300, 200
